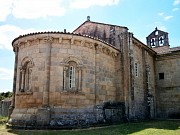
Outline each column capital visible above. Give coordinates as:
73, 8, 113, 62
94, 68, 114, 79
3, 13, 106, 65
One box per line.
43, 36, 53, 44
63, 66, 69, 71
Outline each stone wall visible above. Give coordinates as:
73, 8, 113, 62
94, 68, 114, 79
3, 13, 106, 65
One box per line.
13, 33, 119, 109
50, 102, 125, 128
0, 100, 11, 116
9, 20, 180, 128
9, 32, 121, 128
152, 46, 170, 53
74, 21, 137, 120
130, 39, 156, 119
73, 21, 128, 49
156, 52, 180, 118
9, 101, 125, 128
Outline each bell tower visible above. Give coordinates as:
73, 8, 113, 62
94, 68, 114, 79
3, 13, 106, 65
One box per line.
146, 27, 169, 48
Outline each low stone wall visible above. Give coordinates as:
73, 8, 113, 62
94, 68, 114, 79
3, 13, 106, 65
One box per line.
0, 100, 11, 117
156, 86, 180, 119
8, 101, 125, 129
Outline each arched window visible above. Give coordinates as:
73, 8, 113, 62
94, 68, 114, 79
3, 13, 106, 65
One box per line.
62, 57, 83, 92
68, 62, 76, 89
150, 38, 156, 47
155, 30, 158, 36
19, 58, 33, 92
134, 62, 138, 77
159, 36, 164, 46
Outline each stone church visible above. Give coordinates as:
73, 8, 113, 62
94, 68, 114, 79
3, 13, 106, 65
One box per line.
8, 17, 180, 128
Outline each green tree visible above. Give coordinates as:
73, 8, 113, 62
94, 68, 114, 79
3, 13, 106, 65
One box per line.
0, 91, 13, 101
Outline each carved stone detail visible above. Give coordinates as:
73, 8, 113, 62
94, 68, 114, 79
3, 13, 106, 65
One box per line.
43, 36, 53, 43
12, 33, 119, 58
18, 57, 34, 93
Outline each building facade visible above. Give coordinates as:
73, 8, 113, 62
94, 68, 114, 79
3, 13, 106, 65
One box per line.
8, 18, 180, 128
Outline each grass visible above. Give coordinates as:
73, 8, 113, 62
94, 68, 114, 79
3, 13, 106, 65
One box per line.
0, 118, 179, 135
0, 116, 8, 124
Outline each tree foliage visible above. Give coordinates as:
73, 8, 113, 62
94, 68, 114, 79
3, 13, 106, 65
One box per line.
0, 91, 13, 101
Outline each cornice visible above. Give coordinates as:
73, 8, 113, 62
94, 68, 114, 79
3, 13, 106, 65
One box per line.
12, 32, 119, 58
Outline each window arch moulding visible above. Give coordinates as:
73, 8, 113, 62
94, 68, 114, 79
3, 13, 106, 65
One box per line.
60, 56, 84, 93
18, 56, 34, 94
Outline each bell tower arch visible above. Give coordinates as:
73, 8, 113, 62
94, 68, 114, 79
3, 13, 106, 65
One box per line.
146, 27, 169, 48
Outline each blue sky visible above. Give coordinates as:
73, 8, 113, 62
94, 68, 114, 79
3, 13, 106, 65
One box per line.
0, 0, 180, 92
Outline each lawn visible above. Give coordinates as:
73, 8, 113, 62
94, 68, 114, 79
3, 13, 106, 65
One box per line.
0, 117, 180, 135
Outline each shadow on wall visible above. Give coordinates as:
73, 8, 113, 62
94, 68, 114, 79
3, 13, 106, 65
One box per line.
168, 112, 180, 119
7, 101, 126, 129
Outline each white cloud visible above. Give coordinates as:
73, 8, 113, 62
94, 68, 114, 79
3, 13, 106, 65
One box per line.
173, 0, 180, 5
12, 0, 66, 19
0, 25, 31, 50
0, 25, 51, 50
0, 0, 120, 21
0, 25, 21, 50
158, 12, 164, 16
70, 0, 120, 9
0, 0, 13, 21
172, 8, 179, 11
0, 67, 13, 80
0, 0, 66, 21
164, 16, 173, 21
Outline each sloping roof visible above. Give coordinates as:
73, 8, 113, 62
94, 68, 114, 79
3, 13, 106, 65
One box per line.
73, 20, 128, 33
169, 46, 180, 52
146, 27, 168, 38
133, 36, 157, 55
153, 46, 180, 55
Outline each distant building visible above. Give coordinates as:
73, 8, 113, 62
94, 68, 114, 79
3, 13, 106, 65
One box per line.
8, 17, 180, 128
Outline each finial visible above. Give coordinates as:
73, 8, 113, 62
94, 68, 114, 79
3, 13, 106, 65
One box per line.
155, 27, 158, 30
87, 16, 90, 21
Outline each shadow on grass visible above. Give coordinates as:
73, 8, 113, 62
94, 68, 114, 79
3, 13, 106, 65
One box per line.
6, 120, 180, 135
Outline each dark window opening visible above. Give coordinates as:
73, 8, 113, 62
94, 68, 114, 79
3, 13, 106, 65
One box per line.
159, 36, 164, 46
159, 73, 164, 80
135, 63, 138, 77
150, 38, 156, 47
